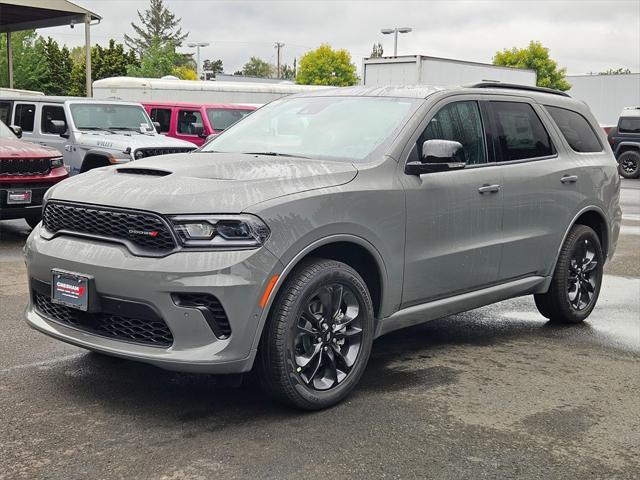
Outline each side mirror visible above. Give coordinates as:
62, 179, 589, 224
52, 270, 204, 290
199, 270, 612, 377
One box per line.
193, 124, 206, 138
9, 124, 22, 138
49, 120, 68, 136
153, 121, 161, 134
405, 139, 466, 175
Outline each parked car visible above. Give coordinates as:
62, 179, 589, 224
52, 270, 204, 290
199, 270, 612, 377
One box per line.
607, 106, 640, 178
0, 96, 197, 175
24, 83, 621, 410
0, 120, 67, 227
143, 102, 256, 147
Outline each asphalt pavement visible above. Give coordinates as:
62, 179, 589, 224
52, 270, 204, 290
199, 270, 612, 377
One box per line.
0, 180, 638, 480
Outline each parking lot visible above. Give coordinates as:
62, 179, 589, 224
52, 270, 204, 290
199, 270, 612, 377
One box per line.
0, 180, 638, 480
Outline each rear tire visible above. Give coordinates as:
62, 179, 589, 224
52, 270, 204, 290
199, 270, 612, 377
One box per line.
257, 258, 374, 410
534, 225, 604, 324
618, 150, 640, 179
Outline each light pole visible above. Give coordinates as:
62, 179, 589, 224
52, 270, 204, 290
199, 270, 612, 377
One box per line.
380, 27, 412, 57
187, 42, 210, 80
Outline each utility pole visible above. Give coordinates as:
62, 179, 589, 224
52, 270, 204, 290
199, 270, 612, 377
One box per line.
274, 42, 284, 78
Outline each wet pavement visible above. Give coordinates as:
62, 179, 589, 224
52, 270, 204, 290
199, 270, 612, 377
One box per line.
0, 180, 638, 479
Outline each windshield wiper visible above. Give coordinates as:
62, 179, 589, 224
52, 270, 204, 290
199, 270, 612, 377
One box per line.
107, 127, 153, 135
243, 151, 309, 159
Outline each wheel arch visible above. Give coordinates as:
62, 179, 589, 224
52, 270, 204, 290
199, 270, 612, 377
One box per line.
552, 206, 609, 273
251, 235, 389, 355
80, 150, 115, 173
615, 141, 640, 157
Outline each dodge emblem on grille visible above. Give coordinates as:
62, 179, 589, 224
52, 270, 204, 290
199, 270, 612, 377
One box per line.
128, 229, 159, 237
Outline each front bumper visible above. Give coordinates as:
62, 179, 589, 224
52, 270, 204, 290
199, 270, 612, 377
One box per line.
0, 168, 68, 220
24, 226, 283, 373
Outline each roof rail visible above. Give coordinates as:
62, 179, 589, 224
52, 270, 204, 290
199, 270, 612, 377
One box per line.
468, 82, 571, 98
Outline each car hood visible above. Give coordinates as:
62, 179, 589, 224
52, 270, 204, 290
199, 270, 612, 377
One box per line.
76, 131, 197, 151
47, 153, 358, 213
0, 138, 60, 158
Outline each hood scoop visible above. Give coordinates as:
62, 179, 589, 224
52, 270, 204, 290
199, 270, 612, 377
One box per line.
116, 167, 171, 177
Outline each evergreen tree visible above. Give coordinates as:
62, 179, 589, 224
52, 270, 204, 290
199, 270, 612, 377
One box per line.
124, 0, 188, 56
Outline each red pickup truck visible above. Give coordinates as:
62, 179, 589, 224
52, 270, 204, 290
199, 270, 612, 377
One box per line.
142, 102, 256, 146
0, 121, 68, 228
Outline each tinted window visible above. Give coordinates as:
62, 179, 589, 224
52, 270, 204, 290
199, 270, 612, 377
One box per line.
419, 101, 486, 165
0, 101, 11, 125
619, 117, 640, 134
491, 102, 553, 161
177, 110, 203, 135
14, 103, 36, 132
150, 108, 171, 133
206, 108, 253, 132
41, 105, 67, 134
546, 106, 602, 152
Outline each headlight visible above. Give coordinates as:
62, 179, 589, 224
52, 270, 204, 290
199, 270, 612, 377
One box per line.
134, 150, 145, 159
170, 215, 270, 249
50, 156, 64, 168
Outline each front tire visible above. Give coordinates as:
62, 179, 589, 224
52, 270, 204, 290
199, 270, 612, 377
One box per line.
534, 225, 604, 324
618, 150, 640, 179
257, 259, 374, 410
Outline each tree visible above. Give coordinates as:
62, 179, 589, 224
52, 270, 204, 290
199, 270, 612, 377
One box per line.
280, 63, 296, 81
124, 0, 188, 56
127, 39, 177, 78
599, 67, 631, 75
241, 57, 274, 78
171, 65, 198, 80
0, 31, 48, 91
493, 41, 571, 91
296, 44, 358, 86
370, 42, 384, 58
202, 58, 223, 79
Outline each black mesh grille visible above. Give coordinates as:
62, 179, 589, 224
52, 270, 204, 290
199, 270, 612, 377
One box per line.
0, 158, 51, 176
172, 292, 231, 338
43, 202, 177, 254
135, 147, 194, 158
34, 292, 173, 347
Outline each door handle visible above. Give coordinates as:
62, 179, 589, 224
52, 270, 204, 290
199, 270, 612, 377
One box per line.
478, 184, 501, 194
561, 175, 578, 184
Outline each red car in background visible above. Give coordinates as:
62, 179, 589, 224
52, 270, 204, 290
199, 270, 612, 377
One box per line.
0, 121, 68, 228
142, 102, 257, 147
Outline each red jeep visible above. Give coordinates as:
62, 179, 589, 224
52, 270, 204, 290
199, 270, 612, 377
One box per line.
0, 121, 68, 228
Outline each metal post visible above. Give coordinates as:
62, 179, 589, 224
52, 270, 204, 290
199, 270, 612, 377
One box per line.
6, 32, 13, 89
393, 29, 398, 57
196, 45, 201, 80
85, 15, 91, 97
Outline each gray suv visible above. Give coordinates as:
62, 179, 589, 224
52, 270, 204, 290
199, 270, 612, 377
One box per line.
0, 96, 196, 175
24, 83, 621, 410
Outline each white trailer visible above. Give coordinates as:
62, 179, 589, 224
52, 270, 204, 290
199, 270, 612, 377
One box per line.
362, 55, 536, 87
566, 74, 640, 127
92, 77, 332, 104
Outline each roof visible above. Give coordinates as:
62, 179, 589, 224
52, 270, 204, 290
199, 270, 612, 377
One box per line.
363, 54, 537, 75
294, 83, 573, 101
139, 101, 257, 110
0, 95, 143, 106
0, 0, 101, 33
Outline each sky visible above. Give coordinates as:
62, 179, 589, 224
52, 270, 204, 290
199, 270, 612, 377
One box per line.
41, 0, 640, 76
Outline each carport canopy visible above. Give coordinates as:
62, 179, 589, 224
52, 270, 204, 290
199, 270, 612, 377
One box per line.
0, 0, 101, 96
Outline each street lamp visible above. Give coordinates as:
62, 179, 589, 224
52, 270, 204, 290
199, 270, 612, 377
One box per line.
380, 27, 412, 57
187, 42, 210, 80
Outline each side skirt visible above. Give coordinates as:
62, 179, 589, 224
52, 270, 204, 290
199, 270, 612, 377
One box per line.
375, 275, 550, 338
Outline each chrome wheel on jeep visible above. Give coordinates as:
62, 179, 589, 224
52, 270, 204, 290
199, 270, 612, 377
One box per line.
292, 283, 363, 390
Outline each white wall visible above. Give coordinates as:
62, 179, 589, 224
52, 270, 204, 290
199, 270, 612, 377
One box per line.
567, 74, 640, 126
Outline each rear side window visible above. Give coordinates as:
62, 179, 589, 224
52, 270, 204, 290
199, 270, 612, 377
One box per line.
177, 109, 203, 135
619, 117, 640, 134
41, 105, 67, 134
490, 102, 553, 161
14, 103, 36, 132
206, 108, 253, 132
546, 106, 602, 152
0, 101, 11, 125
150, 108, 171, 133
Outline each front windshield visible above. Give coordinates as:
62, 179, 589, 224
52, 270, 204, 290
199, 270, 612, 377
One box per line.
202, 96, 419, 161
70, 103, 154, 132
0, 121, 16, 139
206, 108, 253, 132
